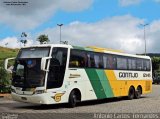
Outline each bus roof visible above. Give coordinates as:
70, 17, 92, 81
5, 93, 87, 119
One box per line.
23, 44, 151, 60
23, 44, 72, 49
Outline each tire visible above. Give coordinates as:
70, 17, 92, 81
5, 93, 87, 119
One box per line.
128, 87, 135, 100
135, 86, 142, 99
68, 90, 77, 108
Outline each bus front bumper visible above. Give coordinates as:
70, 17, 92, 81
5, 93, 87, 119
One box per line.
11, 92, 65, 104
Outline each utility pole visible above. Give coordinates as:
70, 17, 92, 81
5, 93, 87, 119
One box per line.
57, 24, 63, 44
141, 23, 149, 55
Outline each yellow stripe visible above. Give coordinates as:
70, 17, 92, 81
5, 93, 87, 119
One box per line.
87, 46, 123, 53
105, 70, 121, 97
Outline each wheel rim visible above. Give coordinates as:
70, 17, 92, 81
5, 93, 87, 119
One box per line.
73, 95, 76, 103
129, 88, 134, 98
71, 92, 77, 106
138, 87, 142, 94
137, 87, 142, 97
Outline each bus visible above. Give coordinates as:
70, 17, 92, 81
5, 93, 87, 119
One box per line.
5, 44, 152, 107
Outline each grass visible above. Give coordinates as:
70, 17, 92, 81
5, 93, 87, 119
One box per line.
0, 46, 19, 67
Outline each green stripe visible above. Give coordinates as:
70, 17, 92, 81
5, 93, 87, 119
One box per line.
96, 70, 114, 98
85, 69, 106, 99
84, 47, 93, 51
72, 46, 93, 51
72, 46, 85, 50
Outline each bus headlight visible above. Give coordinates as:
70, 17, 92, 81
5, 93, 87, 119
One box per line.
34, 90, 45, 94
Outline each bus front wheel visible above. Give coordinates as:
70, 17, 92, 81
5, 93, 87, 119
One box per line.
68, 90, 77, 108
128, 86, 135, 100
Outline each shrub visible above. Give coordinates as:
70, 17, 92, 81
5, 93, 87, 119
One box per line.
0, 67, 11, 93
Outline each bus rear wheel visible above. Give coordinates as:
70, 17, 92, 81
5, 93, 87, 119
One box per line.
128, 86, 135, 100
68, 90, 77, 108
135, 86, 142, 99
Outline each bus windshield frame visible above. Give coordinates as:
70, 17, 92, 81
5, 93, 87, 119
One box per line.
12, 47, 51, 89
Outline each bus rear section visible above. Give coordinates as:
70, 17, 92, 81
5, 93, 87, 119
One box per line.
68, 47, 152, 102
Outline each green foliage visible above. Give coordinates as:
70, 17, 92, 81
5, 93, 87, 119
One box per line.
0, 46, 18, 93
37, 34, 50, 44
0, 46, 18, 66
152, 57, 160, 71
20, 40, 27, 46
0, 67, 11, 93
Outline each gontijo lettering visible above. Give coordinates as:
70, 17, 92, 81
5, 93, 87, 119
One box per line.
119, 72, 138, 78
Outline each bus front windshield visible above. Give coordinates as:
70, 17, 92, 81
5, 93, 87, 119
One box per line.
12, 47, 50, 88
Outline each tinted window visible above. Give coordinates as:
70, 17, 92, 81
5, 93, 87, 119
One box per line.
87, 52, 95, 68
69, 50, 87, 68
143, 59, 151, 71
107, 55, 116, 69
69, 49, 151, 71
93, 53, 103, 68
103, 55, 108, 69
117, 56, 127, 70
136, 59, 143, 70
18, 47, 50, 58
128, 58, 136, 70
103, 54, 116, 69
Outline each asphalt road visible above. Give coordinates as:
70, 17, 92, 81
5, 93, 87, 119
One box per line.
1, 85, 160, 119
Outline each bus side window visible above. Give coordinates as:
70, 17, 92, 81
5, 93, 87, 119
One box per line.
69, 50, 87, 68
107, 55, 116, 69
136, 59, 143, 70
90, 53, 95, 68
103, 54, 108, 69
103, 55, 108, 69
128, 58, 136, 70
94, 53, 103, 68
116, 56, 127, 70
143, 60, 147, 71
143, 59, 151, 71
103, 54, 116, 69
147, 60, 151, 71
86, 52, 94, 68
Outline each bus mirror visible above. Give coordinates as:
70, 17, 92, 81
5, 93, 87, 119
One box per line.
4, 57, 15, 73
41, 57, 51, 71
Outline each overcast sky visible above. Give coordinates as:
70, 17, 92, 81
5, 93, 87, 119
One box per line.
0, 0, 160, 54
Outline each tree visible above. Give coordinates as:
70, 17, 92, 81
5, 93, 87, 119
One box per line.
20, 40, 27, 46
20, 32, 28, 46
0, 67, 11, 93
152, 57, 160, 71
37, 34, 50, 44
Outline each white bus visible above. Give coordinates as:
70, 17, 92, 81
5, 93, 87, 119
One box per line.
5, 44, 152, 107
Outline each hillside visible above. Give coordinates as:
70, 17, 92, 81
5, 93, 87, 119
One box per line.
0, 46, 19, 67
147, 53, 160, 57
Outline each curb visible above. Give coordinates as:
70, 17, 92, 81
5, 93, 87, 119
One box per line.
0, 94, 10, 97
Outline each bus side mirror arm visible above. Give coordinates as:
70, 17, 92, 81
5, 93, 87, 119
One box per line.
41, 57, 51, 71
4, 57, 16, 73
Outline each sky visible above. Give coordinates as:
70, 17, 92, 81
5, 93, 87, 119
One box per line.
0, 0, 160, 54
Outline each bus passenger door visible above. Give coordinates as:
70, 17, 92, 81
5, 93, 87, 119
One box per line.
47, 48, 68, 89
